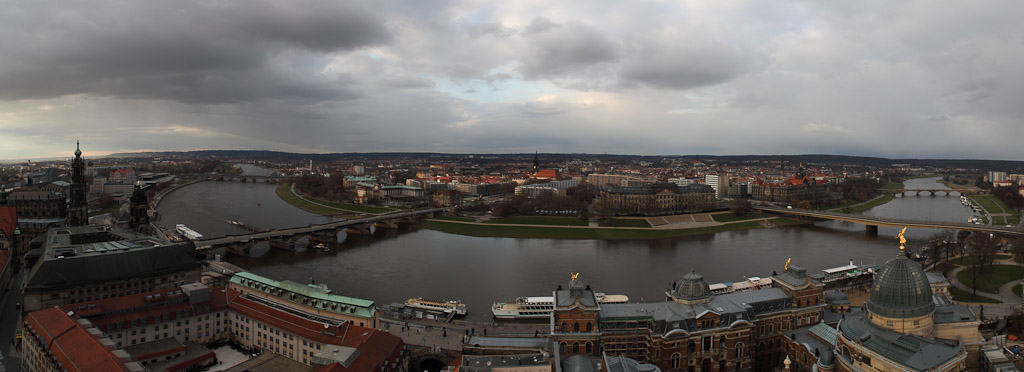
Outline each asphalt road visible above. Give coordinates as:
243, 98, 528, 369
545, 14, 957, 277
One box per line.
0, 269, 25, 372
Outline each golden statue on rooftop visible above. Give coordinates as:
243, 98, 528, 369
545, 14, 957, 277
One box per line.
898, 227, 908, 252
571, 272, 580, 281
785, 258, 791, 272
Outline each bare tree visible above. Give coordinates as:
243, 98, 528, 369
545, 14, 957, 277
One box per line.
1013, 235, 1024, 265
730, 198, 752, 217
967, 232, 1000, 297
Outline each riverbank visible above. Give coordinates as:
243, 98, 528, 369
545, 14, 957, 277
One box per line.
967, 194, 1020, 225
824, 193, 896, 213
420, 217, 807, 240
275, 183, 388, 216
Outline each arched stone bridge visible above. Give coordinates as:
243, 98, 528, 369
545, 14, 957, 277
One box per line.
192, 207, 450, 254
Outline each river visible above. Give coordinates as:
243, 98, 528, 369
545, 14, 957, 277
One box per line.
156, 175, 975, 321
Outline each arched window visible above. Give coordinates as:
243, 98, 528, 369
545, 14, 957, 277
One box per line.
560, 342, 566, 353
735, 342, 744, 359
585, 342, 593, 353
561, 323, 567, 332
688, 340, 695, 353
573, 323, 579, 332
586, 323, 593, 332
671, 353, 682, 369
573, 342, 580, 354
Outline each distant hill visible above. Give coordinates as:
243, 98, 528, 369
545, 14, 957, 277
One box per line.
103, 150, 1024, 171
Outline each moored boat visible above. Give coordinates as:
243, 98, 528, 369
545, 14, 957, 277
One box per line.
406, 298, 468, 316
491, 293, 629, 319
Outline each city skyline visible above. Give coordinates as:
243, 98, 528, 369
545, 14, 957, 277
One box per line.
2, 1, 1024, 160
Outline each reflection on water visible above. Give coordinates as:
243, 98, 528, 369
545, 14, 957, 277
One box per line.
157, 177, 971, 321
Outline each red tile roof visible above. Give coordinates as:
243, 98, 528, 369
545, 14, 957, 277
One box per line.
227, 288, 404, 372
0, 206, 17, 238
0, 250, 10, 276
61, 286, 229, 332
534, 169, 558, 179
23, 307, 135, 372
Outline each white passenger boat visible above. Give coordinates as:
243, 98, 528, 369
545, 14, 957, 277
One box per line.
175, 224, 203, 240
406, 298, 468, 316
491, 293, 629, 320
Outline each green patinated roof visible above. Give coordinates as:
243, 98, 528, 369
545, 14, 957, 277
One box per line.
867, 254, 934, 319
808, 322, 838, 346
231, 272, 376, 318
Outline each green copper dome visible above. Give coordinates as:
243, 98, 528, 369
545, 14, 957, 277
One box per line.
866, 253, 934, 319
74, 140, 82, 157
672, 271, 711, 301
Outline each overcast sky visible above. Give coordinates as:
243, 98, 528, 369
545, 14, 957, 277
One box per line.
1, 0, 1023, 160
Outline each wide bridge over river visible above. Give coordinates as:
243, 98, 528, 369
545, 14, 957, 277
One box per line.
756, 206, 1023, 235
193, 207, 450, 254
893, 188, 976, 196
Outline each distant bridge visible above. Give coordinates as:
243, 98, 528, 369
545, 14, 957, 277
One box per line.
192, 207, 450, 254
210, 175, 288, 183
756, 206, 1022, 235
892, 189, 975, 196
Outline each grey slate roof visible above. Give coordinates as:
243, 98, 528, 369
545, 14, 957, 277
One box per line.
824, 289, 850, 305
925, 272, 947, 284
25, 226, 199, 292
466, 336, 549, 349
839, 311, 962, 371
774, 265, 810, 287
25, 243, 199, 291
461, 355, 550, 372
600, 288, 792, 335
561, 355, 597, 372
932, 303, 977, 324
555, 279, 598, 308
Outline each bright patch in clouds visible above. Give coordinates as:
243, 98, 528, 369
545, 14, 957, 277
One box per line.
0, 0, 1022, 160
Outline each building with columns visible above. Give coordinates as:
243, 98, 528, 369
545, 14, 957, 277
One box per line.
782, 250, 982, 372
551, 263, 825, 372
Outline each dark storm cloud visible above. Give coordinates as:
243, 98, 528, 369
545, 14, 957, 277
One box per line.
619, 39, 761, 90
518, 21, 618, 79
0, 1, 389, 103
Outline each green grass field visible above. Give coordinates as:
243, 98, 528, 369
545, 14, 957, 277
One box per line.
306, 197, 393, 214
970, 195, 1019, 226
948, 286, 1001, 303
276, 183, 395, 215
712, 213, 762, 223
1015, 284, 1022, 298
598, 219, 652, 228
956, 265, 1024, 294
275, 183, 354, 216
846, 194, 896, 213
485, 216, 588, 226
421, 220, 767, 240
430, 216, 475, 222
88, 204, 121, 217
882, 182, 905, 190
949, 254, 1012, 266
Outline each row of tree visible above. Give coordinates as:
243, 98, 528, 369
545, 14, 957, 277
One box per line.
292, 174, 355, 202
921, 230, 1022, 298
491, 185, 595, 218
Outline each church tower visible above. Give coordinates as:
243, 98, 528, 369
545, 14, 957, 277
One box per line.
129, 182, 150, 232
533, 151, 540, 173
68, 140, 89, 226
